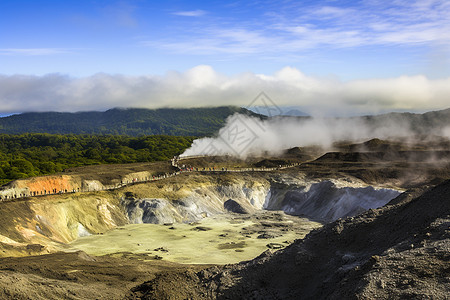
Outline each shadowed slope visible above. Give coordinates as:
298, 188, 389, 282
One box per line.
131, 179, 450, 299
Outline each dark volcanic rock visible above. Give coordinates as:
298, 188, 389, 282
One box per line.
190, 226, 212, 231
25, 244, 46, 253
224, 199, 250, 214
130, 180, 450, 300
256, 232, 281, 239
266, 243, 284, 249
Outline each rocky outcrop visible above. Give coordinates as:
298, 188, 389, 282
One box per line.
266, 179, 401, 222
122, 175, 400, 225
0, 175, 107, 200
122, 179, 269, 224
0, 192, 127, 256
0, 170, 158, 201
224, 199, 255, 214
124, 198, 184, 224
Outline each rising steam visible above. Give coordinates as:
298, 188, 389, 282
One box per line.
181, 113, 449, 157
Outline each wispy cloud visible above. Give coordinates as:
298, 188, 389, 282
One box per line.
149, 1, 450, 56
172, 10, 207, 17
0, 66, 449, 115
0, 48, 72, 56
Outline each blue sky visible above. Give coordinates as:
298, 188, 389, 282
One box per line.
1, 0, 450, 115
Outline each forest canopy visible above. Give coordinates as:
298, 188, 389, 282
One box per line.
0, 106, 257, 136
0, 133, 195, 184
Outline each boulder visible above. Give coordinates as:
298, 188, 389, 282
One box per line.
224, 199, 252, 214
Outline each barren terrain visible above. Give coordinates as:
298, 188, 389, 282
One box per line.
0, 138, 448, 299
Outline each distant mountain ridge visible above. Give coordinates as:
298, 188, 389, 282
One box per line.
0, 106, 449, 137
0, 106, 260, 136
248, 105, 309, 117
357, 108, 450, 135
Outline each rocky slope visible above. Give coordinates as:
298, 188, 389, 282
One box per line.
266, 178, 400, 222
0, 190, 127, 257
130, 179, 450, 299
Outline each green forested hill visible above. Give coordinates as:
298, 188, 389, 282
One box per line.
0, 134, 195, 184
0, 106, 257, 136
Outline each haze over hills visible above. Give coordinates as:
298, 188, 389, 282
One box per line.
358, 108, 450, 135
0, 106, 260, 137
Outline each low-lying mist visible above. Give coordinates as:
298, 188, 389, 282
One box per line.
182, 113, 450, 157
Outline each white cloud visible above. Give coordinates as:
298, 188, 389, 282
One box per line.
172, 10, 207, 17
0, 66, 449, 115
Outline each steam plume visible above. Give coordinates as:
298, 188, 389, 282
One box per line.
182, 112, 450, 157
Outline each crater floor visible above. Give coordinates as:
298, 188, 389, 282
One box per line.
70, 211, 322, 264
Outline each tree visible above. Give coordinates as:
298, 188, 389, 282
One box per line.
11, 159, 35, 176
